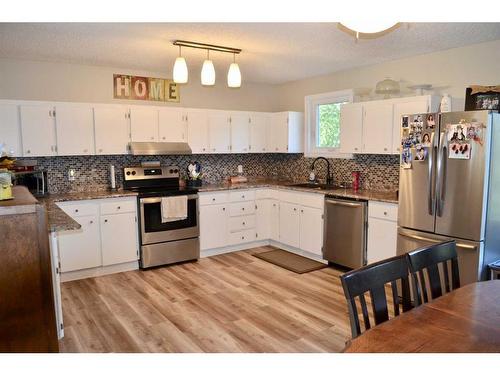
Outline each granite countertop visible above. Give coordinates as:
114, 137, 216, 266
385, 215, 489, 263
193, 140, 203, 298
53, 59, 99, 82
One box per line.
38, 189, 138, 233
199, 179, 399, 204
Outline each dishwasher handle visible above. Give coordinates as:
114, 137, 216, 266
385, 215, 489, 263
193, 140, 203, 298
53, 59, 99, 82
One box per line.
325, 199, 365, 208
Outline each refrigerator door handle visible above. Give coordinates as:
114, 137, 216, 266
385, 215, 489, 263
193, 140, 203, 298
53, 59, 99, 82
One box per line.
399, 230, 477, 250
428, 132, 437, 215
436, 131, 447, 216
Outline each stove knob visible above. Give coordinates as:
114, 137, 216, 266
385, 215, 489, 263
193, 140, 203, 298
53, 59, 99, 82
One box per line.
169, 169, 174, 174
131, 171, 136, 175
126, 171, 131, 176
174, 169, 179, 173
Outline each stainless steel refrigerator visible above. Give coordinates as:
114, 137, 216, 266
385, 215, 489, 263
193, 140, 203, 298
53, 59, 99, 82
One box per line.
397, 110, 500, 285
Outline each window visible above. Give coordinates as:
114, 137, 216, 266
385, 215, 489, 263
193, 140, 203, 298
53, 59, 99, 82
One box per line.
304, 89, 353, 157
317, 102, 343, 148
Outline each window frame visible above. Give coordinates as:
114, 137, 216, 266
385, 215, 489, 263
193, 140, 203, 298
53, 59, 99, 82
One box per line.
304, 89, 354, 158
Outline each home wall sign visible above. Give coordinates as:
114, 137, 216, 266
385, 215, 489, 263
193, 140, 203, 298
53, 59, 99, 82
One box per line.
113, 74, 180, 102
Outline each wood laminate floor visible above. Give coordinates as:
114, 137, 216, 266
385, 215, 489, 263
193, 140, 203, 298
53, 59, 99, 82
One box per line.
59, 246, 353, 353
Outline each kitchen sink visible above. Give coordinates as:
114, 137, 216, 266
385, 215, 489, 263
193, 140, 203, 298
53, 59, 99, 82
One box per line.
287, 182, 346, 190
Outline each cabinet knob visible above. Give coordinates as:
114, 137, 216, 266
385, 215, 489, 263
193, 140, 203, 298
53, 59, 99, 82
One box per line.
75, 209, 79, 213
26, 150, 31, 154
117, 206, 121, 210
212, 148, 216, 151
262, 148, 266, 151
275, 148, 278, 151
242, 222, 245, 225
242, 207, 245, 211
383, 212, 387, 216
99, 148, 103, 153
384, 147, 388, 151
354, 147, 358, 151
241, 236, 245, 240
104, 219, 108, 223
301, 209, 304, 213
83, 149, 88, 153
242, 195, 245, 198
212, 198, 216, 201
89, 220, 93, 224
294, 208, 297, 211
222, 207, 226, 211
203, 148, 206, 151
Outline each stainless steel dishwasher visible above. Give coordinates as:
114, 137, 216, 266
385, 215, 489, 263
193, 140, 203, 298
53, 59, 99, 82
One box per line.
323, 196, 367, 269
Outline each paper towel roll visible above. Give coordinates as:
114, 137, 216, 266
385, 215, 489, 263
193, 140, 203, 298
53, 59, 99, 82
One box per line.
110, 165, 116, 189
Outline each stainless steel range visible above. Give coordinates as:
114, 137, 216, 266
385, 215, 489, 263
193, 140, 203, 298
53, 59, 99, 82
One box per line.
123, 166, 199, 269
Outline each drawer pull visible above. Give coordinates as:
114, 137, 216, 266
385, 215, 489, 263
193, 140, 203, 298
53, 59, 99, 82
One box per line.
242, 207, 245, 211
242, 195, 245, 198
241, 236, 245, 240
89, 220, 93, 224
383, 212, 387, 216
242, 222, 245, 225
212, 198, 216, 201
75, 209, 79, 213
104, 219, 108, 223
222, 207, 226, 211
117, 206, 121, 210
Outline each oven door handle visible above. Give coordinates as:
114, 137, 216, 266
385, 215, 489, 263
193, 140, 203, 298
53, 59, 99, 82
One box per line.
140, 195, 199, 204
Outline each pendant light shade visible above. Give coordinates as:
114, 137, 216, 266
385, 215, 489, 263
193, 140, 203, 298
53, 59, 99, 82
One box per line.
201, 50, 216, 86
227, 54, 241, 88
173, 46, 188, 84
173, 57, 188, 83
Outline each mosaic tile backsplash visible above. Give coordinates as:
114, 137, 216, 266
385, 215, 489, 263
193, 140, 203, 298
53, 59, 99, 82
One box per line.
20, 153, 400, 194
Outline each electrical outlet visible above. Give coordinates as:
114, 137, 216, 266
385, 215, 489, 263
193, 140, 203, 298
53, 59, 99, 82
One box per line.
237, 165, 243, 174
68, 169, 76, 181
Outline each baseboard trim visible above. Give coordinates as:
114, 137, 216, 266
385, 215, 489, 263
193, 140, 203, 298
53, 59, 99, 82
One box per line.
201, 240, 270, 258
201, 240, 327, 264
61, 261, 139, 282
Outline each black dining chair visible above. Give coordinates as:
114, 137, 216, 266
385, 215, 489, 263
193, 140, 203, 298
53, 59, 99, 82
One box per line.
406, 240, 460, 306
340, 255, 413, 338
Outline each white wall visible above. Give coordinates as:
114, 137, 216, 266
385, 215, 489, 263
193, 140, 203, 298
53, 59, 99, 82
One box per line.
0, 58, 280, 112
275, 39, 500, 112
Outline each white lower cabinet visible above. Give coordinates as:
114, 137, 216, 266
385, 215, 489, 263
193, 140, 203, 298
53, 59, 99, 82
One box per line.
255, 199, 272, 240
367, 201, 398, 264
269, 199, 280, 242
279, 202, 300, 248
299, 206, 323, 256
56, 197, 139, 277
58, 214, 101, 272
101, 212, 139, 266
200, 203, 228, 250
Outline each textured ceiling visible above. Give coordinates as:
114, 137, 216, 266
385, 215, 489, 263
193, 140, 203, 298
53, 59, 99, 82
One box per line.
0, 23, 499, 84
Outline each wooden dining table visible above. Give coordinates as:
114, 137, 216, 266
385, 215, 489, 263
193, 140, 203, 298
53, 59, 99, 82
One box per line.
344, 280, 500, 353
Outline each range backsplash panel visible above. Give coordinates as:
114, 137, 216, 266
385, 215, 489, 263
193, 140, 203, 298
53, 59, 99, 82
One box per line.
20, 153, 400, 194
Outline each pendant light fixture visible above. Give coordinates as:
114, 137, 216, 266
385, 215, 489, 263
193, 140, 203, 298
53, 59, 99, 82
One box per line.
201, 49, 216, 86
227, 53, 241, 88
172, 40, 242, 88
172, 45, 188, 84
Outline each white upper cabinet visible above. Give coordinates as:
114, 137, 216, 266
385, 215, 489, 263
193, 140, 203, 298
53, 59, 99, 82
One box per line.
269, 111, 304, 153
391, 97, 432, 154
94, 105, 130, 155
130, 106, 158, 142
208, 111, 231, 153
19, 104, 57, 157
230, 112, 250, 153
186, 110, 209, 153
249, 112, 269, 153
269, 112, 289, 152
55, 104, 95, 156
159, 107, 186, 142
339, 103, 363, 154
0, 104, 21, 157
362, 101, 393, 154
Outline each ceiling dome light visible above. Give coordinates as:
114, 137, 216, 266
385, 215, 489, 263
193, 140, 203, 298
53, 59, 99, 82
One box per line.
201, 50, 216, 86
173, 46, 188, 84
338, 21, 400, 40
227, 54, 241, 88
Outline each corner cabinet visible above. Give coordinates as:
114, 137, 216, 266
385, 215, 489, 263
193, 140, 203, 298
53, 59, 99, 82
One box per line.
339, 95, 440, 155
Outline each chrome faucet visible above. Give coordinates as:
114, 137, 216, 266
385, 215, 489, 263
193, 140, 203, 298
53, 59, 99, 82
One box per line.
311, 157, 333, 185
